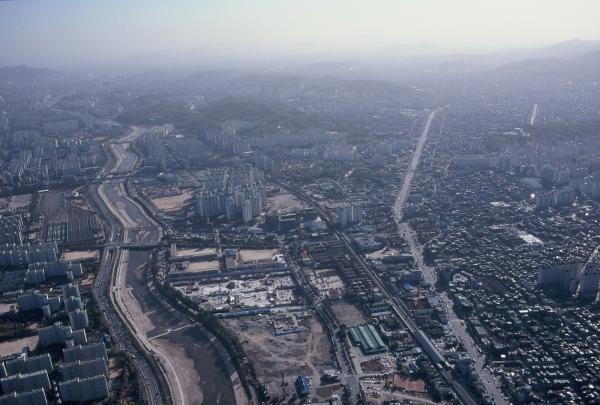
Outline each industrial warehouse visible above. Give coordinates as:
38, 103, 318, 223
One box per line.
348, 324, 388, 355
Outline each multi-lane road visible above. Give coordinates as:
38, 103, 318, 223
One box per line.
276, 181, 477, 404
275, 108, 483, 405
91, 126, 168, 405
400, 225, 509, 405
95, 246, 167, 404
91, 207, 165, 403
97, 128, 186, 404
394, 108, 507, 404
91, 108, 493, 404
94, 126, 240, 405
529, 104, 538, 127
394, 107, 443, 220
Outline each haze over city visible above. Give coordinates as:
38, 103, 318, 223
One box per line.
1, 0, 600, 68
0, 2, 600, 405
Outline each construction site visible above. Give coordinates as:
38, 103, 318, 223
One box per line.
223, 313, 339, 402
177, 274, 297, 312
165, 241, 350, 401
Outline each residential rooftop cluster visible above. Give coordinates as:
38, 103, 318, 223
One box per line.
2, 38, 600, 404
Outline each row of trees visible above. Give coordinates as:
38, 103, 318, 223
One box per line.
155, 281, 268, 401
149, 250, 268, 402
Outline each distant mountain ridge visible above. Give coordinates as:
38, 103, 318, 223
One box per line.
0, 65, 60, 81
2, 38, 599, 83
489, 47, 600, 83
531, 38, 600, 59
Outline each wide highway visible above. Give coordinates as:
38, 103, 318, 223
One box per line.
96, 127, 185, 404
95, 127, 238, 405
91, 127, 167, 405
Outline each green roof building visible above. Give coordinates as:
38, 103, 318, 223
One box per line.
348, 324, 387, 354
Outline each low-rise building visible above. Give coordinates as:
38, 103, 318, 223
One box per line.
348, 324, 387, 354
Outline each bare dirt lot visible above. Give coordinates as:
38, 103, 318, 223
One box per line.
393, 374, 426, 393
0, 193, 32, 211
266, 192, 307, 214
0, 303, 13, 315
174, 247, 216, 258
238, 249, 279, 263
61, 250, 99, 262
362, 375, 434, 405
0, 335, 39, 356
223, 314, 335, 401
330, 302, 367, 327
151, 189, 193, 213
186, 260, 220, 271
361, 358, 388, 373
315, 383, 342, 398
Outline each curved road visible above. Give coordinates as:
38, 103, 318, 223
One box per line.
97, 126, 239, 405
92, 127, 166, 405
98, 128, 186, 405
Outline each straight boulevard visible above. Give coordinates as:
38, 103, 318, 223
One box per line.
395, 108, 508, 405
400, 227, 509, 405
275, 107, 478, 403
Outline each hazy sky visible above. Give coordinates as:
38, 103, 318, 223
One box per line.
1, 0, 600, 67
